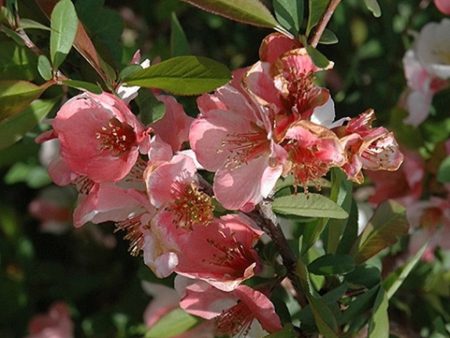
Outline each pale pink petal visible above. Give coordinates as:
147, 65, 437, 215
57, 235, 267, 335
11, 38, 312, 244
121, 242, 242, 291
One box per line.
435, 0, 450, 15
404, 90, 433, 126
259, 32, 301, 62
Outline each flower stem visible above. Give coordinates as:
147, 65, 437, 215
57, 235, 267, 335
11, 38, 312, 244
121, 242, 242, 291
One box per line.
251, 201, 307, 308
308, 0, 342, 48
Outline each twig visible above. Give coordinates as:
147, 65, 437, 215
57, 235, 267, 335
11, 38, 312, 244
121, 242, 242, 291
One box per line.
250, 201, 308, 308
308, 0, 342, 48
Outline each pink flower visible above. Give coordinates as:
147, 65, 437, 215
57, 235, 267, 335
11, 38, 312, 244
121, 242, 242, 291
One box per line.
50, 92, 148, 183
283, 120, 345, 187
190, 82, 286, 210
179, 281, 282, 336
174, 214, 263, 291
336, 110, 404, 183
367, 149, 424, 205
435, 0, 450, 14
146, 154, 214, 229
259, 32, 301, 63
27, 302, 74, 338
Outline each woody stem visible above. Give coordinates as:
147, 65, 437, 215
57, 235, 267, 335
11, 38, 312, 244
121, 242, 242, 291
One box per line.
308, 0, 342, 48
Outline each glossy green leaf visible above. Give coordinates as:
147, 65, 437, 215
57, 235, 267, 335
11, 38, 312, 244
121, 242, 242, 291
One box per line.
384, 241, 428, 299
309, 254, 355, 276
0, 40, 38, 80
272, 193, 348, 219
437, 156, 450, 183
368, 288, 389, 338
123, 56, 231, 96
0, 80, 50, 121
0, 98, 58, 150
345, 265, 381, 289
144, 308, 198, 338
305, 45, 330, 68
319, 28, 338, 44
38, 55, 53, 81
171, 13, 190, 57
273, 0, 303, 34
19, 18, 51, 31
50, 0, 78, 69
307, 0, 329, 35
350, 201, 409, 264
264, 324, 296, 337
61, 79, 102, 94
364, 0, 382, 18
181, 0, 279, 28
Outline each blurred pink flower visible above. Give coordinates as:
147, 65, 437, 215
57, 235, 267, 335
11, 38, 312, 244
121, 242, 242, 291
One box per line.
27, 302, 73, 338
435, 0, 450, 16
179, 281, 282, 336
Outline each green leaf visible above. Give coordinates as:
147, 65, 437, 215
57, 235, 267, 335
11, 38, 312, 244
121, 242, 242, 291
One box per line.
306, 0, 329, 35
305, 45, 330, 68
336, 199, 359, 255
319, 28, 338, 44
4, 162, 51, 188
437, 156, 450, 183
309, 254, 355, 276
272, 193, 348, 219
0, 40, 38, 80
61, 79, 102, 94
264, 324, 296, 337
364, 0, 382, 18
273, 0, 303, 34
350, 201, 409, 264
307, 295, 339, 338
338, 286, 379, 325
145, 308, 198, 338
50, 0, 78, 69
122, 56, 231, 96
0, 80, 50, 121
345, 265, 381, 289
181, 0, 279, 29
384, 241, 428, 299
0, 98, 58, 150
38, 55, 53, 81
19, 18, 51, 31
171, 13, 190, 57
368, 288, 389, 338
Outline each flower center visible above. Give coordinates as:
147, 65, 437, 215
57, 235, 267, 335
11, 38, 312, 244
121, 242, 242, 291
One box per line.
115, 215, 149, 256
218, 126, 269, 169
96, 117, 137, 156
216, 301, 254, 336
169, 183, 214, 229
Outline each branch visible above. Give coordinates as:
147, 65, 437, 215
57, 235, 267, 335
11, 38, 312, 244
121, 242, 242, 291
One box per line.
250, 201, 307, 308
308, 0, 342, 48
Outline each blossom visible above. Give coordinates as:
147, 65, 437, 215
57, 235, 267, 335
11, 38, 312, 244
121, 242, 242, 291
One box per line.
50, 92, 149, 183
366, 149, 424, 205
174, 214, 263, 291
179, 281, 282, 337
435, 0, 450, 15
336, 110, 403, 183
190, 82, 286, 210
27, 302, 74, 338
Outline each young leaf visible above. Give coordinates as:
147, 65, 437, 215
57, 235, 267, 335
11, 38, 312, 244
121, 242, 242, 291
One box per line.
0, 80, 51, 121
306, 0, 329, 35
122, 56, 231, 96
364, 0, 382, 18
350, 201, 409, 264
37, 55, 53, 81
368, 288, 389, 338
272, 193, 348, 219
144, 308, 197, 338
19, 18, 51, 31
308, 254, 355, 276
61, 79, 102, 94
181, 0, 279, 29
437, 156, 450, 183
0, 98, 58, 150
50, 0, 78, 69
319, 28, 338, 44
171, 13, 191, 57
305, 45, 330, 68
273, 0, 303, 34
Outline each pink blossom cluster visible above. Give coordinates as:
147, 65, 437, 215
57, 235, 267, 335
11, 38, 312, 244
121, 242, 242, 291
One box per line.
36, 33, 404, 336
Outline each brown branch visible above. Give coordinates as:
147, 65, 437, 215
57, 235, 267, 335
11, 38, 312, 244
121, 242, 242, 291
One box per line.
250, 201, 308, 308
308, 0, 342, 48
